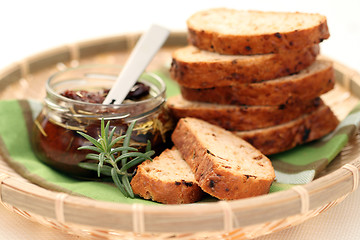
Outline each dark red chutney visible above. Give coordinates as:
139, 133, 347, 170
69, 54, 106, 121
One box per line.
32, 82, 173, 179
61, 82, 150, 103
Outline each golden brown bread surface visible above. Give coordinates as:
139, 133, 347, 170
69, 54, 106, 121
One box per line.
167, 95, 324, 131
179, 60, 334, 105
130, 148, 203, 204
170, 45, 319, 87
234, 104, 339, 155
187, 8, 329, 55
171, 117, 275, 200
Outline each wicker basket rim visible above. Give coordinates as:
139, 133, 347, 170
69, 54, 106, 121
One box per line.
0, 31, 359, 235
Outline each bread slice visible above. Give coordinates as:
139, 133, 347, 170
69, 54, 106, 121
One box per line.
234, 104, 339, 155
167, 95, 323, 131
187, 8, 329, 55
180, 60, 334, 105
130, 148, 203, 204
170, 45, 319, 87
172, 117, 275, 200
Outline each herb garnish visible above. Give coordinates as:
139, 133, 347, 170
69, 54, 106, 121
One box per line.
77, 118, 155, 198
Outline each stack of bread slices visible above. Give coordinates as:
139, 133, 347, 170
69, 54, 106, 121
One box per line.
131, 117, 275, 203
130, 8, 340, 204
168, 8, 339, 155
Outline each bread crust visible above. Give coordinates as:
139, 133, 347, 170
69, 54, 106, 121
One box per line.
167, 95, 323, 131
130, 149, 203, 204
234, 105, 339, 155
187, 9, 329, 55
179, 60, 334, 105
172, 118, 275, 200
170, 45, 319, 87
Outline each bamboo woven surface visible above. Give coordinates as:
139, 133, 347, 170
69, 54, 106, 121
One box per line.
0, 32, 360, 240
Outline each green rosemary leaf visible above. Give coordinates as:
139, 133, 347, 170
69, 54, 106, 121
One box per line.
121, 121, 136, 166
115, 152, 152, 163
110, 146, 138, 155
146, 150, 155, 157
111, 168, 129, 197
104, 119, 110, 144
99, 152, 105, 165
78, 162, 98, 171
123, 121, 136, 148
99, 137, 106, 152
86, 153, 101, 158
145, 140, 152, 152
100, 118, 105, 139
108, 135, 126, 149
77, 131, 103, 150
78, 163, 112, 176
107, 127, 117, 152
120, 151, 155, 172
98, 152, 105, 177
97, 164, 101, 177
110, 154, 116, 163
77, 146, 102, 153
84, 153, 101, 161
120, 158, 144, 172
122, 175, 134, 198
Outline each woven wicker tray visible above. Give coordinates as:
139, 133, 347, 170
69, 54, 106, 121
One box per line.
0, 31, 360, 240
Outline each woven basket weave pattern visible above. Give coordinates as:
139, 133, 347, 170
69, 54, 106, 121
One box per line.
0, 32, 359, 239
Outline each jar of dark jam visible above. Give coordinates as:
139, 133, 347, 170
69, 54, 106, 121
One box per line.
31, 65, 173, 178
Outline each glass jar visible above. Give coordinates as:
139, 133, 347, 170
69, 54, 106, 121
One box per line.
31, 65, 173, 178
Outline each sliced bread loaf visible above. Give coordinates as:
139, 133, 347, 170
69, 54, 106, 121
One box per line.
234, 104, 339, 155
170, 45, 319, 87
171, 117, 275, 200
179, 60, 334, 105
187, 8, 329, 55
130, 148, 203, 204
167, 95, 323, 131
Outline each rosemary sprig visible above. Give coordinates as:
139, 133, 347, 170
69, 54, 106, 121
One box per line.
77, 118, 155, 198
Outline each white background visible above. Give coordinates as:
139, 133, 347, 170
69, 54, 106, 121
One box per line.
0, 0, 360, 239
0, 0, 359, 71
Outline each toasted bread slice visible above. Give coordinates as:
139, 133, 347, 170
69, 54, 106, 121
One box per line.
167, 95, 323, 131
172, 117, 275, 200
179, 60, 334, 105
187, 8, 329, 55
234, 104, 339, 155
130, 148, 203, 204
171, 45, 319, 87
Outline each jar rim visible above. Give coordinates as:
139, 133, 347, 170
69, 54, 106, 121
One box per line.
45, 64, 166, 108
